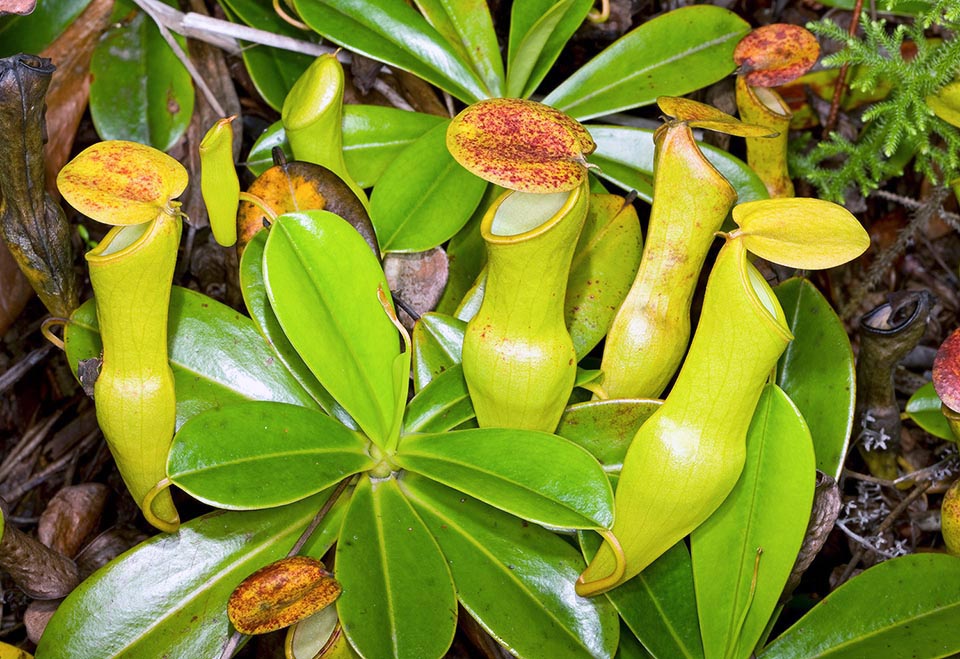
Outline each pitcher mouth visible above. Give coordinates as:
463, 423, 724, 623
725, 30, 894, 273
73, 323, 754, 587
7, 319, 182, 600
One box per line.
482, 180, 586, 243
85, 213, 172, 263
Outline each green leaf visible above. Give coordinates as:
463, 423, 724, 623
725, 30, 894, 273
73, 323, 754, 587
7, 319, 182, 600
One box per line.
89, 0, 194, 151
401, 474, 620, 659
248, 108, 447, 184
586, 537, 704, 659
396, 428, 614, 529
906, 381, 956, 441
435, 185, 496, 314
759, 553, 960, 659
293, 0, 489, 102
240, 230, 354, 426
617, 625, 656, 659
370, 122, 487, 253
168, 401, 373, 509
263, 210, 400, 446
775, 278, 856, 479
336, 476, 456, 659
556, 399, 661, 470
507, 0, 593, 99
412, 312, 465, 392
0, 0, 91, 56
542, 6, 750, 121
64, 287, 318, 428
589, 126, 769, 204
566, 193, 644, 358
34, 493, 346, 659
219, 0, 315, 111
413, 0, 503, 96
691, 385, 816, 659
403, 364, 475, 434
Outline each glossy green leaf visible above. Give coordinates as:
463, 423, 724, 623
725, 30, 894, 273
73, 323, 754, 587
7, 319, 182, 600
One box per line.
247, 108, 446, 184
435, 184, 497, 314
34, 493, 345, 659
401, 474, 620, 659
775, 278, 856, 479
413, 0, 503, 96
240, 230, 354, 425
0, 0, 91, 55
556, 399, 661, 470
370, 122, 487, 253
220, 0, 315, 110
906, 381, 956, 441
336, 476, 456, 659
168, 401, 373, 509
396, 428, 613, 529
263, 210, 400, 445
506, 0, 593, 98
403, 364, 475, 434
583, 536, 704, 659
760, 553, 960, 659
64, 287, 318, 428
566, 193, 644, 358
293, 0, 489, 102
691, 385, 816, 659
617, 625, 656, 659
588, 126, 769, 204
542, 6, 750, 121
412, 312, 466, 392
89, 0, 194, 151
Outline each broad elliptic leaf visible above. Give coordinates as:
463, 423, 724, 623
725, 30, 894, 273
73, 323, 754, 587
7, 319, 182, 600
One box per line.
34, 493, 345, 659
759, 553, 960, 659
506, 0, 592, 99
588, 126, 768, 204
395, 428, 614, 529
371, 122, 487, 252
403, 364, 475, 434
89, 0, 194, 151
336, 476, 457, 659
734, 24, 820, 88
582, 536, 704, 659
228, 556, 341, 635
401, 474, 620, 659
0, 0, 91, 56
691, 385, 816, 659
239, 231, 353, 425
775, 278, 856, 478
566, 193, 643, 358
57, 140, 187, 226
64, 287, 319, 428
933, 327, 960, 412
293, 0, 489, 102
219, 0, 315, 110
905, 381, 956, 441
731, 198, 870, 269
413, 0, 503, 97
412, 312, 466, 392
263, 211, 400, 446
927, 81, 960, 129
435, 184, 498, 315
446, 98, 595, 193
556, 399, 661, 470
542, 6, 750, 121
168, 401, 373, 509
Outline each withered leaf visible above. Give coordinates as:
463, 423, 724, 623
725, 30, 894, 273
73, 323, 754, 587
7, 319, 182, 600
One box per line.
228, 555, 342, 635
38, 483, 110, 558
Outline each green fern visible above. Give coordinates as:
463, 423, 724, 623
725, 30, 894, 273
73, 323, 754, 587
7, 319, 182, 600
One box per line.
791, 1, 960, 201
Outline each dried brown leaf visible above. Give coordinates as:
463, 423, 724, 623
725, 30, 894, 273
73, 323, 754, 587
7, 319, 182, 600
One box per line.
383, 248, 449, 331
38, 483, 109, 558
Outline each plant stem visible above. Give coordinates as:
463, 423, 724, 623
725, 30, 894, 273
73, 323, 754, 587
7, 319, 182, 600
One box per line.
824, 0, 865, 135
287, 476, 353, 557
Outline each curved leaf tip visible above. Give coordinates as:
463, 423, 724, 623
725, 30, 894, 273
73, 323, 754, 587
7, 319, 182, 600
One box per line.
446, 97, 595, 193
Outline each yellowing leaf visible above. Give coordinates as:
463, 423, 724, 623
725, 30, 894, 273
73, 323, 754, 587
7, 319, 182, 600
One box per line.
446, 97, 594, 193
734, 24, 820, 88
926, 80, 960, 128
0, 641, 33, 659
731, 198, 869, 269
227, 556, 341, 635
657, 96, 777, 138
57, 141, 187, 226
